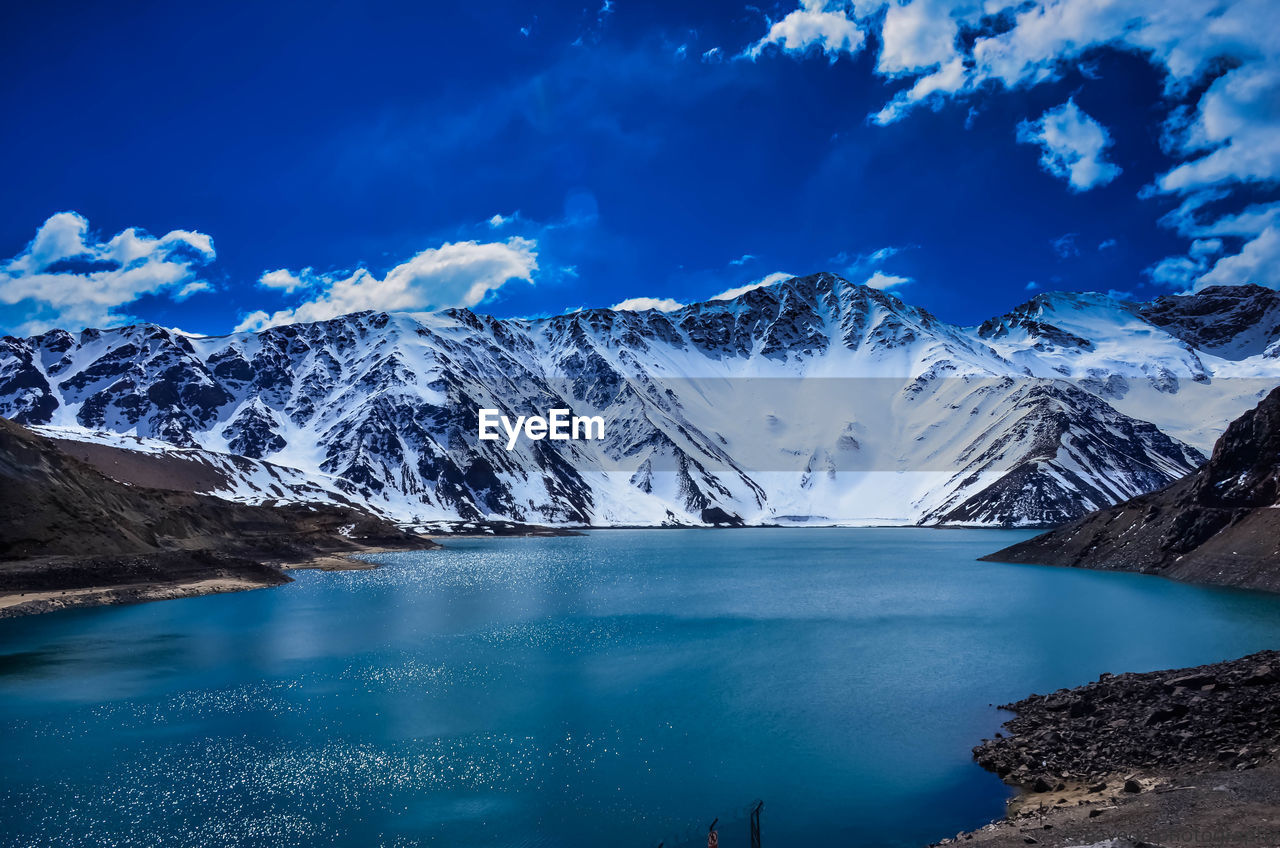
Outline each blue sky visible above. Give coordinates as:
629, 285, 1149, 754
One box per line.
1, 0, 1277, 336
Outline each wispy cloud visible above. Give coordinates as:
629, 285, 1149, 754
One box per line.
1051, 233, 1080, 259
828, 245, 910, 284
711, 271, 795, 301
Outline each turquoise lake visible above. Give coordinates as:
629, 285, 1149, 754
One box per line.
4, 528, 1280, 847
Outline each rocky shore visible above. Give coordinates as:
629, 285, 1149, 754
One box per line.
975, 651, 1279, 784
933, 651, 1280, 847
0, 550, 293, 617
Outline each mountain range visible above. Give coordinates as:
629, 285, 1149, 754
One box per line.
1, 273, 1277, 528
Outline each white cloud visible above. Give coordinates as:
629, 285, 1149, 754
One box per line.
877, 0, 960, 76
729, 253, 757, 266
744, 1, 867, 61
864, 270, 911, 290
1148, 254, 1203, 289
611, 296, 685, 312
1150, 199, 1280, 291
711, 271, 796, 301
258, 268, 312, 293
176, 280, 213, 299
234, 237, 538, 332
0, 211, 216, 335
1016, 100, 1122, 191
1189, 238, 1222, 258
1196, 225, 1280, 289
232, 309, 273, 333
488, 212, 519, 229
749, 0, 1280, 291
1158, 59, 1280, 193
1148, 232, 1248, 292
1098, 238, 1118, 250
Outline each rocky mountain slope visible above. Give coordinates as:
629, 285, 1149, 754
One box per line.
0, 417, 434, 615
32, 425, 374, 514
1139, 283, 1280, 360
983, 386, 1280, 591
2, 274, 1277, 527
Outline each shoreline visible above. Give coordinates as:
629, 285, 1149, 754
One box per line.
937, 762, 1280, 847
932, 650, 1280, 847
0, 574, 281, 618
284, 547, 413, 571
0, 545, 425, 619
0, 526, 591, 619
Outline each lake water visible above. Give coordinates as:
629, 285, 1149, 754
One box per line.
4, 529, 1280, 847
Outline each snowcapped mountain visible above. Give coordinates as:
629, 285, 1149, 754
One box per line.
1, 274, 1277, 527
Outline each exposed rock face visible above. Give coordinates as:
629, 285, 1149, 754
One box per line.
973, 650, 1280, 787
922, 381, 1204, 526
982, 386, 1280, 592
0, 417, 434, 601
1138, 284, 1280, 360
932, 652, 1280, 848
3, 274, 1278, 527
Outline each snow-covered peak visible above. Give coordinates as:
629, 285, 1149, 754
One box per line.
974, 288, 1210, 383
976, 290, 1137, 349
1138, 284, 1280, 361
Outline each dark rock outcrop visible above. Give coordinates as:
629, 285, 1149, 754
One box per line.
936, 650, 1280, 847
1139, 284, 1280, 360
982, 385, 1280, 592
973, 650, 1280, 787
